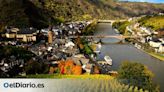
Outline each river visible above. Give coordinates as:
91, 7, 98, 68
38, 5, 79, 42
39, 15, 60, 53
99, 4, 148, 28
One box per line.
94, 23, 164, 91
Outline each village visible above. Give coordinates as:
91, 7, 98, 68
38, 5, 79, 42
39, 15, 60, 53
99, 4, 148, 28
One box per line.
0, 21, 115, 77
0, 15, 163, 78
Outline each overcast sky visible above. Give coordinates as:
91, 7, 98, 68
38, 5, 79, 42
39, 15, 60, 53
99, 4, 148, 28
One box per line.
120, 0, 164, 3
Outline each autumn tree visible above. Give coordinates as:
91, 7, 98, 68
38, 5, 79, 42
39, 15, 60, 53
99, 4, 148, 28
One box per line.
58, 60, 65, 74
58, 59, 74, 74
64, 59, 74, 74
58, 59, 83, 75
72, 65, 82, 75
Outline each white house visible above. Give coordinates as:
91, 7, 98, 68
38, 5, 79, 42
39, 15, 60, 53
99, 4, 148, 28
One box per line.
158, 44, 164, 53
140, 27, 152, 35
159, 38, 164, 44
149, 40, 162, 48
47, 47, 53, 51
126, 26, 133, 33
134, 23, 140, 29
140, 37, 146, 43
128, 18, 133, 21
65, 41, 75, 49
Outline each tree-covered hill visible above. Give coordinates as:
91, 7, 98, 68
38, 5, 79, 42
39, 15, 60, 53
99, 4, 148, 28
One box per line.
33, 0, 164, 20
0, 0, 51, 30
0, 0, 164, 30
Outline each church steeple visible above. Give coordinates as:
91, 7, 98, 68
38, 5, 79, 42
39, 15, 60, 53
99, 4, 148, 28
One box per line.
48, 25, 53, 44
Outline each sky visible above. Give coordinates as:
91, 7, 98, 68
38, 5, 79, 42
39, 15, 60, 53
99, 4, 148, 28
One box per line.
120, 0, 164, 3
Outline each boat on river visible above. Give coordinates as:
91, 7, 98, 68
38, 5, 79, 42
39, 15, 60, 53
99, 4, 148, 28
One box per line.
104, 55, 112, 65
94, 43, 102, 54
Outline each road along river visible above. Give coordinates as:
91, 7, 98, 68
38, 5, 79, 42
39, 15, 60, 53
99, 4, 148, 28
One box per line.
94, 23, 164, 91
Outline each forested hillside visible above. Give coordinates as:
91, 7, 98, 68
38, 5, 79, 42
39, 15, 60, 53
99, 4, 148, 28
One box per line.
0, 0, 164, 30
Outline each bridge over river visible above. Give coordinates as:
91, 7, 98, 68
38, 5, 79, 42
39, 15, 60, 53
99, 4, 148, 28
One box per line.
98, 19, 126, 24
69, 35, 140, 40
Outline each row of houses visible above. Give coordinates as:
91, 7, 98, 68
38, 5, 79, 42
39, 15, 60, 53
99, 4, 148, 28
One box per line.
149, 38, 164, 53
126, 22, 164, 53
0, 21, 91, 43
41, 21, 90, 37
1, 27, 37, 42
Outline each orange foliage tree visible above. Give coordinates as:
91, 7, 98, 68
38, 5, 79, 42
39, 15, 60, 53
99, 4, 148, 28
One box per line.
58, 60, 65, 74
64, 59, 74, 74
58, 59, 83, 75
72, 65, 82, 75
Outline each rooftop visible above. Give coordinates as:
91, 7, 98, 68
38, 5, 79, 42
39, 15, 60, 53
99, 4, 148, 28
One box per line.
17, 28, 37, 34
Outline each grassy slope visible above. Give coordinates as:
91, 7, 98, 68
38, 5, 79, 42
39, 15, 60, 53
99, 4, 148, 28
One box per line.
139, 15, 164, 30
147, 52, 164, 61
24, 74, 114, 79
21, 74, 147, 92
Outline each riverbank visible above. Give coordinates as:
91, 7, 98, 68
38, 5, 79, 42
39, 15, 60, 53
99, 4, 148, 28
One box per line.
82, 20, 97, 35
133, 43, 164, 61
146, 52, 164, 61
134, 46, 164, 61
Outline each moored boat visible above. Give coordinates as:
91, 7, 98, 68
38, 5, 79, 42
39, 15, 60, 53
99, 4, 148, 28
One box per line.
104, 55, 112, 65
